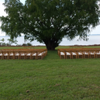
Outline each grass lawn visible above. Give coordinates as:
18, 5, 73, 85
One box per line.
0, 47, 100, 100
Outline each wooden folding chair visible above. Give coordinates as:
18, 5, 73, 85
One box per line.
77, 49, 84, 58
2, 50, 8, 59
42, 50, 47, 58
65, 50, 72, 59
95, 49, 100, 58
19, 50, 26, 59
89, 49, 96, 58
38, 50, 42, 59
38, 49, 46, 59
60, 50, 66, 59
30, 50, 37, 59
0, 50, 2, 59
71, 50, 78, 59
14, 50, 20, 59
83, 49, 90, 58
25, 50, 32, 59
8, 50, 14, 59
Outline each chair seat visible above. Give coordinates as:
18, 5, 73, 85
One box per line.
4, 53, 8, 56
20, 53, 25, 56
0, 54, 2, 56
61, 52, 65, 55
32, 53, 37, 56
39, 53, 43, 56
84, 52, 89, 54
27, 53, 31, 56
15, 53, 20, 56
72, 52, 77, 55
96, 53, 100, 54
90, 53, 95, 54
66, 52, 71, 55
9, 53, 14, 56
78, 52, 82, 55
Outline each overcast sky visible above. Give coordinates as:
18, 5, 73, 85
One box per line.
0, 0, 100, 36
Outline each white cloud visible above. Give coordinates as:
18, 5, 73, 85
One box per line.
0, 1, 7, 17
0, 1, 7, 36
89, 25, 100, 35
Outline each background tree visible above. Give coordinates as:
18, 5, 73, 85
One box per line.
0, 38, 5, 46
0, 0, 100, 50
0, 38, 5, 43
7, 38, 18, 45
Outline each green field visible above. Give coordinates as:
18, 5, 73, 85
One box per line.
0, 46, 100, 100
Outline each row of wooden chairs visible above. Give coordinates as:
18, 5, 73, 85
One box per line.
0, 49, 47, 60
58, 48, 100, 59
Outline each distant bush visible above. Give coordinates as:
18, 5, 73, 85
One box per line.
27, 43, 32, 46
16, 44, 21, 46
6, 43, 11, 46
1, 43, 6, 46
22, 43, 27, 46
22, 43, 32, 46
0, 43, 12, 46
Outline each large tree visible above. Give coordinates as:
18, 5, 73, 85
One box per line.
0, 0, 100, 50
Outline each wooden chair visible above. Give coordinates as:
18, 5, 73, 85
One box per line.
95, 49, 100, 58
20, 50, 26, 59
59, 50, 66, 59
2, 50, 9, 59
0, 50, 2, 59
8, 50, 14, 59
13, 50, 20, 59
37, 49, 45, 59
77, 49, 84, 58
25, 50, 34, 59
83, 49, 90, 58
30, 50, 37, 59
65, 50, 72, 59
71, 50, 78, 59
89, 49, 96, 58
25, 50, 30, 59
43, 50, 47, 57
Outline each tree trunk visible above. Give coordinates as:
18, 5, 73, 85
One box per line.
45, 40, 58, 50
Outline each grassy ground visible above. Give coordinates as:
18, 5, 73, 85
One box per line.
0, 47, 100, 100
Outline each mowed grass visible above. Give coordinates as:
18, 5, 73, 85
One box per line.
0, 46, 100, 100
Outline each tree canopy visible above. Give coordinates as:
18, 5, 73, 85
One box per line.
0, 0, 100, 50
